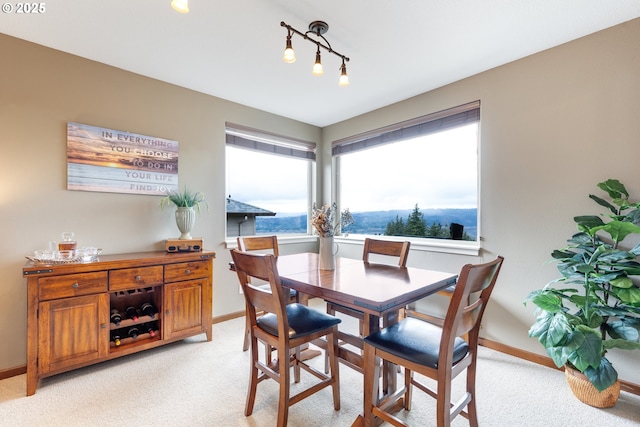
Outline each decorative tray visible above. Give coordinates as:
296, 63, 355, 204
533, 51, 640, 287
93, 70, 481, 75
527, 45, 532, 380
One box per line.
26, 249, 102, 265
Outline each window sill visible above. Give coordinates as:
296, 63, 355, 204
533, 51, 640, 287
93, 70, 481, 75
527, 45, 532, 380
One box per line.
225, 234, 480, 256
224, 234, 316, 249
335, 235, 481, 256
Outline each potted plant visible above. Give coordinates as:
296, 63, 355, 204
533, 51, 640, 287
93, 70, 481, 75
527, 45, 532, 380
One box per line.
160, 186, 208, 239
525, 179, 640, 407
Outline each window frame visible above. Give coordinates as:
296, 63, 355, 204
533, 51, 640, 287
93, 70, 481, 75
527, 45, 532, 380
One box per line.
225, 122, 316, 242
332, 102, 481, 256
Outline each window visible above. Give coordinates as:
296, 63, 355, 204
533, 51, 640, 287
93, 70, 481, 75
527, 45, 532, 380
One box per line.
225, 123, 315, 238
333, 101, 479, 242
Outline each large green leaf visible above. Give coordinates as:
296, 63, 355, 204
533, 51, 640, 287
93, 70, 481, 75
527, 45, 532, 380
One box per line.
626, 209, 640, 226
567, 232, 593, 246
589, 194, 618, 214
583, 358, 618, 392
601, 221, 640, 243
612, 286, 640, 304
610, 277, 634, 289
528, 291, 563, 313
566, 326, 603, 372
529, 311, 572, 348
629, 242, 640, 256
598, 250, 634, 263
575, 216, 604, 235
614, 260, 640, 275
597, 179, 628, 200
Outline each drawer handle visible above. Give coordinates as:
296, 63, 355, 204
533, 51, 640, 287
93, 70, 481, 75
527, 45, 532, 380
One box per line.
166, 310, 170, 316
100, 323, 107, 329
72, 282, 79, 289
185, 269, 191, 274
135, 275, 142, 281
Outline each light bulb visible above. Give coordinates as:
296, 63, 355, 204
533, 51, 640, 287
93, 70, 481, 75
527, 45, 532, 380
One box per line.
339, 63, 349, 86
171, 0, 189, 13
312, 51, 323, 76
283, 38, 296, 63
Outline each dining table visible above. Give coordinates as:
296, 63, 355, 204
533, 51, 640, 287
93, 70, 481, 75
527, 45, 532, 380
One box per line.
273, 253, 457, 389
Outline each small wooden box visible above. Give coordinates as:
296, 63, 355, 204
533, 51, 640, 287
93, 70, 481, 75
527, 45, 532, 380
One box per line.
165, 238, 203, 253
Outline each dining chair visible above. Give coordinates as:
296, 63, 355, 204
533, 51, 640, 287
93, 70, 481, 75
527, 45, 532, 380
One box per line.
362, 256, 504, 427
230, 249, 341, 427
325, 238, 410, 372
237, 236, 296, 351
404, 228, 462, 327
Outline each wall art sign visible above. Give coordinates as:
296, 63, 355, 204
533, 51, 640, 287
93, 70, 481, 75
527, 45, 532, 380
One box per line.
67, 122, 179, 195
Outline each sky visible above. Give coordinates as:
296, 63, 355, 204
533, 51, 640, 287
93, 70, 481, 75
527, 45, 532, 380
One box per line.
226, 124, 478, 214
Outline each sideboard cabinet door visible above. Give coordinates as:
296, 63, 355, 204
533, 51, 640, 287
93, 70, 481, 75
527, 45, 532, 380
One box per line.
38, 293, 110, 374
163, 279, 207, 341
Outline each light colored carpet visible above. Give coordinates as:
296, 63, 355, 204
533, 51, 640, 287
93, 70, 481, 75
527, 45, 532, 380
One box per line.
1, 303, 639, 426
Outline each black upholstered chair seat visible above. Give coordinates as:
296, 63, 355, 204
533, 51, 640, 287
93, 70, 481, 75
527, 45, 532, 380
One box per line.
258, 303, 342, 339
364, 317, 468, 368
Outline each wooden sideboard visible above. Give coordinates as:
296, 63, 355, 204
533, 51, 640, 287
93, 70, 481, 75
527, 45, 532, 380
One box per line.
23, 250, 215, 396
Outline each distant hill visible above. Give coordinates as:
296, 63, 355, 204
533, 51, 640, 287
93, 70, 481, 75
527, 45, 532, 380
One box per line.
256, 208, 477, 239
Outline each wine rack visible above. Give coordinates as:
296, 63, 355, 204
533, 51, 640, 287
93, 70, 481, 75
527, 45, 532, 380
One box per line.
109, 287, 161, 351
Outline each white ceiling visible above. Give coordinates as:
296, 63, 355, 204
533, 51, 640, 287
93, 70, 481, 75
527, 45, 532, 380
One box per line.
2, 1, 639, 127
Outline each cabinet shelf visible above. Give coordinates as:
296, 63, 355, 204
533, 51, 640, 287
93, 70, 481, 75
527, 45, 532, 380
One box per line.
110, 332, 161, 352
110, 314, 158, 330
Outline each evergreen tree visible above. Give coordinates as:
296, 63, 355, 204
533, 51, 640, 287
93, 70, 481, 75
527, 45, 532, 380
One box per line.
426, 221, 447, 238
405, 204, 427, 236
385, 215, 405, 236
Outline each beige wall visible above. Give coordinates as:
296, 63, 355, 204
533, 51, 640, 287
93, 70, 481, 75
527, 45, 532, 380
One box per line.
2, 18, 640, 385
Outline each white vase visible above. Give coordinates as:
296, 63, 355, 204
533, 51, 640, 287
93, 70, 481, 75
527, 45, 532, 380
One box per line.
175, 207, 196, 240
319, 236, 339, 270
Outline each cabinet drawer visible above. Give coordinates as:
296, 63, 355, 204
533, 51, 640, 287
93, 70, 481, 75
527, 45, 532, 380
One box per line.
165, 261, 209, 282
39, 272, 108, 301
109, 266, 163, 291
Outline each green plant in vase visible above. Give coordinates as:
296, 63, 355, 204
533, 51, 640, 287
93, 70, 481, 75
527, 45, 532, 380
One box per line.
160, 186, 208, 239
525, 179, 640, 399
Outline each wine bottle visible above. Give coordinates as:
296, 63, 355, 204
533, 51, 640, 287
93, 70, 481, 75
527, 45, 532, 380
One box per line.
144, 322, 157, 338
125, 306, 139, 322
140, 302, 158, 319
110, 308, 122, 326
111, 331, 122, 346
128, 326, 140, 340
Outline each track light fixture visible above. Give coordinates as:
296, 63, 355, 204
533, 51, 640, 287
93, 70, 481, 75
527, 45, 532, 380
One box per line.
280, 20, 350, 87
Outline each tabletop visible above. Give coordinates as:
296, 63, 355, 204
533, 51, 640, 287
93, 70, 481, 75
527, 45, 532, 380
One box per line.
276, 253, 457, 317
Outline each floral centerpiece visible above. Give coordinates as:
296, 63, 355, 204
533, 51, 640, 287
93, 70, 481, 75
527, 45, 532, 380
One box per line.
311, 202, 354, 236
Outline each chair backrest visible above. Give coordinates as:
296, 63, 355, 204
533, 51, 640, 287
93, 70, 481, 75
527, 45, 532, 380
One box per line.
362, 238, 410, 266
441, 256, 504, 352
237, 235, 279, 256
230, 249, 289, 334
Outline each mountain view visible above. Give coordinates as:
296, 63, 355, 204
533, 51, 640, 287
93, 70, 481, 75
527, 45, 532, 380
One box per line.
256, 208, 477, 240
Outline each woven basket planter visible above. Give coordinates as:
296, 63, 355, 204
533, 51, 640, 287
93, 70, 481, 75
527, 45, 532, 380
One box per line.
564, 366, 620, 408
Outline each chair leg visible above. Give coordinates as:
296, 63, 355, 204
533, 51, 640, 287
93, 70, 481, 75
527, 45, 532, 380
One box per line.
466, 359, 479, 427
243, 315, 250, 351
404, 368, 412, 411
328, 327, 341, 410
277, 343, 291, 427
436, 377, 453, 427
324, 304, 336, 374
245, 336, 259, 416
294, 346, 301, 383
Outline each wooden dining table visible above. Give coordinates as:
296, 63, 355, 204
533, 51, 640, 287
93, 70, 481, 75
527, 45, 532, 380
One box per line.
274, 253, 457, 387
